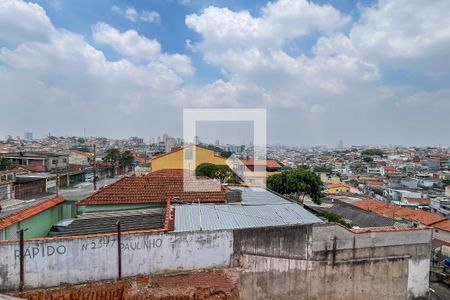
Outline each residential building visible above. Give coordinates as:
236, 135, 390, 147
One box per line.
230, 159, 282, 186
352, 199, 445, 226
326, 183, 351, 194
77, 169, 227, 212
0, 196, 64, 240
445, 185, 450, 197
0, 171, 15, 201
13, 177, 46, 199
151, 145, 226, 172
3, 152, 69, 172
68, 150, 93, 166
24, 132, 33, 141
367, 166, 385, 176
430, 197, 450, 218
320, 173, 341, 184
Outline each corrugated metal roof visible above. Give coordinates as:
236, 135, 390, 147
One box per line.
174, 187, 322, 232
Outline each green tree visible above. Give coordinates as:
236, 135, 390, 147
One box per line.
103, 148, 121, 176
219, 151, 233, 158
69, 146, 90, 152
361, 148, 384, 156
267, 168, 324, 204
120, 150, 135, 173
195, 163, 235, 183
372, 188, 384, 196
363, 156, 374, 163
442, 179, 450, 186
0, 157, 12, 171
313, 166, 332, 173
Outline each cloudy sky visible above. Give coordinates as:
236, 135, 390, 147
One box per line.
0, 0, 449, 146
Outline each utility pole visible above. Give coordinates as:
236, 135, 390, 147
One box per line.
17, 228, 28, 291
93, 144, 97, 191
117, 221, 122, 280
56, 174, 59, 196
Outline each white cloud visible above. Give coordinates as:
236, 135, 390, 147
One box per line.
1, 0, 449, 145
185, 0, 377, 109
112, 5, 161, 24
91, 22, 193, 75
0, 0, 56, 44
0, 0, 191, 131
315, 0, 450, 74
92, 23, 161, 61
186, 0, 349, 51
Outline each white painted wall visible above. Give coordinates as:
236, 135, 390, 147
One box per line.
0, 230, 233, 290
407, 258, 430, 299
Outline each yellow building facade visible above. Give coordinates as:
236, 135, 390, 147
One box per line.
151, 145, 226, 172
326, 183, 351, 194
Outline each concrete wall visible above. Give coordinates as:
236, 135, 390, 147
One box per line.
234, 224, 432, 300
0, 230, 233, 291
0, 223, 432, 300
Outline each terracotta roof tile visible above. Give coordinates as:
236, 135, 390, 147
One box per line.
239, 160, 281, 169
326, 183, 350, 189
70, 150, 93, 158
402, 197, 431, 205
367, 181, 385, 186
78, 169, 227, 206
0, 196, 64, 230
432, 219, 450, 232
352, 199, 445, 226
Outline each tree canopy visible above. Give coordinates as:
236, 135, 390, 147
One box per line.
119, 150, 135, 167
361, 148, 384, 156
195, 163, 235, 183
0, 157, 12, 171
267, 167, 324, 204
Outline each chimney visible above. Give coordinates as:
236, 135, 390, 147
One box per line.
225, 189, 242, 203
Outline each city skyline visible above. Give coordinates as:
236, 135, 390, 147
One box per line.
1, 0, 449, 146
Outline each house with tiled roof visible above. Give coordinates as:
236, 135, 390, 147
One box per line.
69, 150, 93, 166
228, 159, 283, 187
352, 199, 445, 226
77, 169, 228, 212
431, 219, 450, 256
0, 196, 64, 240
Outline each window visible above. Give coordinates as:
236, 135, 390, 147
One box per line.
62, 158, 67, 163
52, 159, 58, 164
185, 148, 192, 160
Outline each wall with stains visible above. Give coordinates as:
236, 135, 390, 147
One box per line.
0, 230, 233, 291
234, 224, 432, 300
0, 223, 432, 300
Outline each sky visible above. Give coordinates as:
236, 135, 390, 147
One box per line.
0, 0, 449, 146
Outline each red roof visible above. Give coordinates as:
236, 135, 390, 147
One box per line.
432, 219, 450, 233
70, 150, 93, 158
24, 164, 46, 172
78, 169, 227, 206
402, 197, 431, 205
0, 196, 64, 230
352, 199, 445, 226
367, 181, 384, 186
240, 160, 282, 169
384, 166, 397, 172
326, 183, 350, 189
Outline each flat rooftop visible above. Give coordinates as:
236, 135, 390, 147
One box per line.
174, 186, 322, 232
